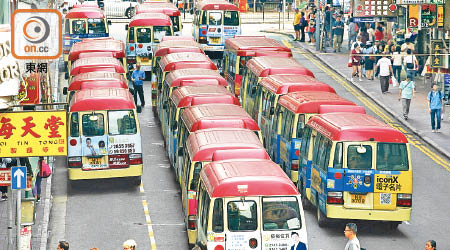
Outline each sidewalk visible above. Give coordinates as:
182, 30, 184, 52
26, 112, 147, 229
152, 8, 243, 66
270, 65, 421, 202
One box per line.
264, 27, 450, 159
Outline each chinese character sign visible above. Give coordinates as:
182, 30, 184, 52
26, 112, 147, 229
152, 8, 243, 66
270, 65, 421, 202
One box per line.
421, 4, 437, 28
19, 73, 40, 104
408, 4, 420, 28
353, 0, 398, 18
0, 111, 67, 157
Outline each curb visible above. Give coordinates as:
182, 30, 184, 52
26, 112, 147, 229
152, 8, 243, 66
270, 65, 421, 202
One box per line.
263, 29, 450, 160
39, 158, 53, 250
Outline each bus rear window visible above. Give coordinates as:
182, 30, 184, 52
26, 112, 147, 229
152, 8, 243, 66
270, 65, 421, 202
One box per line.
224, 11, 239, 26
227, 201, 257, 231
347, 145, 372, 170
82, 113, 105, 136
262, 197, 301, 231
153, 26, 172, 43
70, 113, 79, 137
137, 28, 151, 43
88, 18, 106, 34
377, 143, 409, 171
108, 110, 137, 135
208, 12, 222, 26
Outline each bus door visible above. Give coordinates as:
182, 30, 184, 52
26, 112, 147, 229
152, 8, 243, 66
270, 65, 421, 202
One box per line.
298, 127, 315, 202
258, 88, 276, 148
223, 197, 261, 250
280, 114, 304, 184
270, 105, 282, 163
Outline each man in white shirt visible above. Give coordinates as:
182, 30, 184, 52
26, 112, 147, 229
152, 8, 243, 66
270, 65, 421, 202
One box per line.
344, 223, 361, 250
376, 53, 393, 94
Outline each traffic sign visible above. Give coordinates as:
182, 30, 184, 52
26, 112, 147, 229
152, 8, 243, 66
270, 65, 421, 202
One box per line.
0, 169, 11, 186
11, 167, 26, 190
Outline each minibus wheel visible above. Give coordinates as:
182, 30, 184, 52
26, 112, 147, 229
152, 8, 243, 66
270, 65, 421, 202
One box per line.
387, 221, 400, 230
317, 203, 328, 227
131, 176, 141, 186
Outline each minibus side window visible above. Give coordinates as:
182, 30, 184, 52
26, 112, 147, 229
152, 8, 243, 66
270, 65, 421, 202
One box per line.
153, 26, 172, 43
128, 27, 135, 43
227, 201, 257, 231
70, 113, 79, 137
190, 162, 202, 191
333, 142, 343, 169
170, 16, 180, 32
261, 90, 271, 118
272, 105, 282, 133
262, 197, 301, 231
212, 198, 224, 232
376, 143, 409, 171
228, 53, 236, 75
296, 115, 305, 138
224, 11, 239, 26
318, 139, 331, 171
88, 18, 106, 34
282, 110, 293, 139
82, 113, 104, 136
184, 157, 192, 189
300, 127, 312, 156
238, 56, 248, 76
72, 20, 86, 34
311, 134, 323, 166
200, 11, 207, 25
108, 110, 137, 135
200, 188, 210, 235
347, 145, 372, 170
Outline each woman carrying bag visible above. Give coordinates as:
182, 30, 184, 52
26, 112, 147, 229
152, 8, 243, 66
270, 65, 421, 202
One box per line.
34, 157, 51, 202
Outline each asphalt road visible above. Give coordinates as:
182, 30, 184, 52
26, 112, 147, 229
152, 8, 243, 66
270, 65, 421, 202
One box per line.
48, 22, 450, 250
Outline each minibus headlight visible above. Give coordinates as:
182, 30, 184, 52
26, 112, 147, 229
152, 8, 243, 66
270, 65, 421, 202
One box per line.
138, 43, 143, 48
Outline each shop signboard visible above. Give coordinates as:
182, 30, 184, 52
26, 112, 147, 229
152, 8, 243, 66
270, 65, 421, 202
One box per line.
408, 4, 420, 27
396, 0, 444, 4
352, 0, 398, 18
18, 73, 40, 104
437, 5, 444, 27
421, 4, 437, 28
431, 40, 444, 68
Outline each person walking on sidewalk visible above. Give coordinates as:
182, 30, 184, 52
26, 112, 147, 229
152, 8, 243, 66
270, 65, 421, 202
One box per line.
398, 76, 415, 120
131, 64, 146, 107
347, 17, 358, 50
293, 8, 301, 41
57, 241, 69, 250
363, 41, 376, 80
299, 12, 307, 42
392, 46, 403, 82
376, 53, 393, 94
403, 49, 418, 81
308, 13, 316, 44
351, 43, 363, 82
344, 223, 360, 250
427, 83, 444, 133
425, 240, 437, 250
332, 15, 344, 52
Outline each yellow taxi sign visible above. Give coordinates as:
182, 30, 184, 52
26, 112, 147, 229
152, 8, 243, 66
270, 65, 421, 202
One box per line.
0, 111, 67, 157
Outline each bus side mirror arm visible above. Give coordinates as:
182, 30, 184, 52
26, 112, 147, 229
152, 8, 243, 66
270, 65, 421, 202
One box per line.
63, 87, 68, 95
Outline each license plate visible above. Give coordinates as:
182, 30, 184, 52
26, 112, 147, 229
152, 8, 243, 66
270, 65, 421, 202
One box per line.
89, 158, 102, 165
209, 37, 220, 44
351, 194, 366, 204
141, 57, 149, 62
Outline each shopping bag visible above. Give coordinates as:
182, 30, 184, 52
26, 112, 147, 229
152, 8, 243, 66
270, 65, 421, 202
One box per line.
391, 76, 398, 87
38, 161, 52, 178
348, 58, 352, 67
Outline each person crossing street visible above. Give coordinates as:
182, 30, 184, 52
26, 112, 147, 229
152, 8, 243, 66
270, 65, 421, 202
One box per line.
131, 64, 146, 107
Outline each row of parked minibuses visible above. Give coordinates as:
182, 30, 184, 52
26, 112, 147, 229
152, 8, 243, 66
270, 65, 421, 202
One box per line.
149, 32, 413, 249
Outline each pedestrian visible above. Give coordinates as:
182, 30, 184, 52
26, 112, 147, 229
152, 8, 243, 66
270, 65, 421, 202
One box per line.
359, 26, 369, 46
344, 223, 360, 250
123, 239, 136, 250
403, 49, 418, 81
293, 8, 301, 41
307, 13, 316, 44
427, 83, 444, 133
376, 53, 393, 94
351, 43, 363, 82
131, 64, 146, 107
299, 12, 307, 42
374, 26, 384, 42
0, 158, 12, 201
401, 38, 415, 53
57, 241, 69, 250
392, 46, 403, 81
398, 76, 415, 120
363, 41, 375, 80
347, 17, 358, 50
366, 23, 375, 43
425, 240, 437, 250
332, 15, 344, 52
34, 157, 46, 202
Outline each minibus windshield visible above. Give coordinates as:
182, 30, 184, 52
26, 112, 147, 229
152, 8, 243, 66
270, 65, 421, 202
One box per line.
227, 201, 257, 231
72, 20, 87, 34
224, 11, 239, 26
209, 12, 222, 25
376, 143, 409, 171
108, 110, 137, 135
82, 113, 105, 136
262, 197, 301, 231
88, 18, 106, 33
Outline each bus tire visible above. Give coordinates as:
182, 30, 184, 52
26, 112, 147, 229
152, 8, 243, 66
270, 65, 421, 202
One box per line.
388, 221, 400, 230
317, 204, 328, 228
125, 7, 135, 19
131, 176, 141, 186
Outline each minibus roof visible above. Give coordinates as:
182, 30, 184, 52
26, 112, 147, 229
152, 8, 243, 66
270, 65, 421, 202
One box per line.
129, 13, 172, 27
278, 91, 355, 114
69, 40, 125, 61
307, 113, 408, 143
225, 37, 291, 57
201, 159, 299, 198
171, 85, 239, 107
77, 81, 128, 91
165, 68, 226, 87
319, 105, 366, 114
159, 52, 217, 71
72, 3, 99, 8
181, 104, 260, 132
136, 2, 181, 16
66, 8, 105, 19
71, 57, 125, 75
261, 75, 335, 94
186, 128, 263, 161
69, 88, 136, 112
155, 40, 203, 57
197, 0, 240, 11
70, 72, 126, 87
211, 149, 270, 162
246, 57, 315, 78
160, 36, 195, 42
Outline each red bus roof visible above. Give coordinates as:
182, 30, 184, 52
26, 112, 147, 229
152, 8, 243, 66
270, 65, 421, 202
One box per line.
155, 40, 203, 57
246, 57, 315, 78
70, 57, 125, 76
159, 52, 217, 71
197, 0, 239, 11
260, 75, 335, 95
186, 128, 264, 161
69, 88, 135, 112
160, 36, 195, 42
70, 72, 126, 87
69, 79, 128, 91
66, 8, 105, 19
181, 104, 260, 132
136, 2, 181, 16
171, 85, 239, 107
201, 159, 299, 198
129, 13, 172, 27
211, 149, 270, 162
165, 68, 226, 87
72, 3, 99, 8
307, 113, 408, 143
225, 37, 291, 57
318, 105, 366, 114
69, 40, 125, 61
278, 91, 356, 114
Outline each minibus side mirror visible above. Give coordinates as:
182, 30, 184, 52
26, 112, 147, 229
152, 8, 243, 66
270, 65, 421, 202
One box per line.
65, 72, 69, 80
107, 20, 112, 25
269, 107, 274, 116
125, 24, 129, 30
63, 87, 68, 95
178, 147, 183, 156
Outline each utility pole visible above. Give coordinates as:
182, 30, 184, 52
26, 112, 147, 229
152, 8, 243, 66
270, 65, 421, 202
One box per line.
282, 0, 286, 30
16, 158, 22, 250
7, 185, 13, 250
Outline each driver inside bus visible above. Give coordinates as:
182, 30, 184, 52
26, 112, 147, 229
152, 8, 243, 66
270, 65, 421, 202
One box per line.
348, 154, 365, 169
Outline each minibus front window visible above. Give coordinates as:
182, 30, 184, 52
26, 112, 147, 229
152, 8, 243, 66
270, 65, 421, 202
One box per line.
376, 143, 409, 171
208, 12, 222, 26
227, 201, 257, 231
224, 11, 239, 26
82, 113, 104, 136
262, 197, 301, 231
88, 18, 106, 34
108, 110, 137, 135
72, 20, 86, 34
153, 26, 172, 43
347, 145, 372, 170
